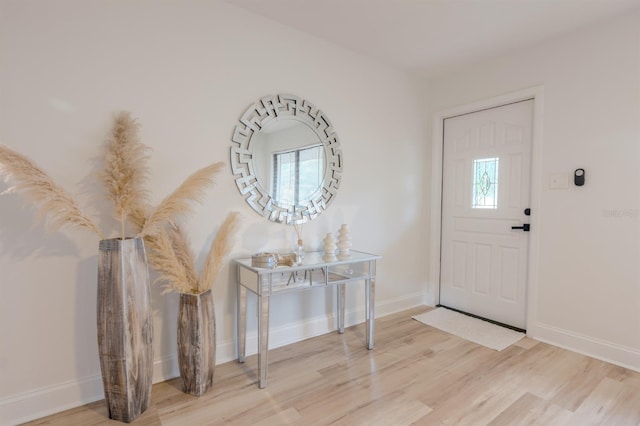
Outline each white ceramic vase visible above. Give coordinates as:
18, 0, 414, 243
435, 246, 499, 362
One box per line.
323, 233, 337, 262
337, 224, 352, 260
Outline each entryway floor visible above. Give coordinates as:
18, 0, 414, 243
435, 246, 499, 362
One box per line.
25, 306, 640, 425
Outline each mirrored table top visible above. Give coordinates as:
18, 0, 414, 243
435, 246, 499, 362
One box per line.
232, 250, 380, 273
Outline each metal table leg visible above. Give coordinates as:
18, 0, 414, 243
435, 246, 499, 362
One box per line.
365, 261, 376, 350
237, 284, 247, 363
337, 283, 345, 334
257, 276, 270, 388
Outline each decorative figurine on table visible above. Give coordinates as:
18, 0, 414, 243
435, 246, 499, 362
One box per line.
323, 233, 337, 262
337, 224, 352, 260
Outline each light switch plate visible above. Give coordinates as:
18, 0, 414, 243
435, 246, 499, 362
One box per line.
549, 173, 569, 189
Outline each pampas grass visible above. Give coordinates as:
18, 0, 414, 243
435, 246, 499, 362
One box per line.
198, 212, 241, 293
146, 212, 241, 294
140, 161, 237, 294
103, 114, 224, 244
102, 112, 149, 240
167, 223, 198, 288
145, 229, 194, 294
139, 162, 224, 238
1, 111, 237, 295
0, 144, 104, 238
0, 111, 226, 245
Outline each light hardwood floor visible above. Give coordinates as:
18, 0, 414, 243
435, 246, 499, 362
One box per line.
25, 306, 640, 425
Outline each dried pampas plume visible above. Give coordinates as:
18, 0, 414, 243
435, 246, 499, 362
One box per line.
0, 111, 235, 294
139, 162, 224, 238
102, 111, 150, 239
198, 212, 241, 293
166, 223, 198, 288
145, 212, 241, 294
0, 144, 104, 238
0, 111, 227, 253
145, 229, 194, 294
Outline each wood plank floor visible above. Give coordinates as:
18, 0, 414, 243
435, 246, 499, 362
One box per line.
25, 306, 640, 425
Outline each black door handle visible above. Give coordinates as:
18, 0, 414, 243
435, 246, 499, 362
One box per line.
511, 224, 530, 232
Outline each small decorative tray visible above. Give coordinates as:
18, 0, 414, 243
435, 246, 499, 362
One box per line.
251, 252, 297, 268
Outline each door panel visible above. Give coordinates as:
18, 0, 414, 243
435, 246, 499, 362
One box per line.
440, 100, 533, 329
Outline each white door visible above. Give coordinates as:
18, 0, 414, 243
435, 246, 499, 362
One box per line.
440, 100, 533, 330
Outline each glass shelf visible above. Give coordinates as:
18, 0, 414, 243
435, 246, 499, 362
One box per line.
266, 267, 371, 294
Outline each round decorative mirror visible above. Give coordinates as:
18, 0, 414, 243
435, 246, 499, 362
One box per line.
230, 94, 342, 224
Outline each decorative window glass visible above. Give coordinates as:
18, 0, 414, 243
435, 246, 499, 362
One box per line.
472, 157, 499, 209
272, 145, 324, 207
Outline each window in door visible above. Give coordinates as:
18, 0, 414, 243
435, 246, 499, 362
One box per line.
472, 157, 499, 209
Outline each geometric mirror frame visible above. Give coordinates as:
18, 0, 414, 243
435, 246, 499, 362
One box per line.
230, 93, 343, 224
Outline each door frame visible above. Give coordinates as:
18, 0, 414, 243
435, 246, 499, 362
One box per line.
428, 86, 544, 331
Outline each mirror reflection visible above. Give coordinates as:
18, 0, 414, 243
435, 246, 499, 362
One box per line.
251, 119, 326, 208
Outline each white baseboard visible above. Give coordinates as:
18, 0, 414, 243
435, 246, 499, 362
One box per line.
527, 321, 640, 372
0, 292, 423, 426
0, 354, 181, 426
422, 289, 436, 307
0, 374, 103, 426
421, 287, 640, 373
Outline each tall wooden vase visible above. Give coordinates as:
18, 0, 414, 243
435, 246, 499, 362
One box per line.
178, 289, 216, 396
97, 237, 153, 423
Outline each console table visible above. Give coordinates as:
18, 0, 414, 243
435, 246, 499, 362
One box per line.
234, 250, 381, 388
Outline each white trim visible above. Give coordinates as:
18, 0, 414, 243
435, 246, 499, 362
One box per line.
528, 322, 640, 372
427, 86, 545, 329
0, 354, 180, 426
0, 375, 103, 426
0, 292, 424, 426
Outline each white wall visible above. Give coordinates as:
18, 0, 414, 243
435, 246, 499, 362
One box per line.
0, 1, 428, 423
426, 11, 640, 370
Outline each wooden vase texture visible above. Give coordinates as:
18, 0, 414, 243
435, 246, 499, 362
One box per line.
178, 289, 216, 396
97, 238, 153, 423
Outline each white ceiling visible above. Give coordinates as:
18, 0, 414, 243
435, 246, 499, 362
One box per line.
225, 0, 640, 78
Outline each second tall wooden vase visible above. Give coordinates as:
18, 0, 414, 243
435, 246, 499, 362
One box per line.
178, 289, 216, 396
97, 237, 153, 423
